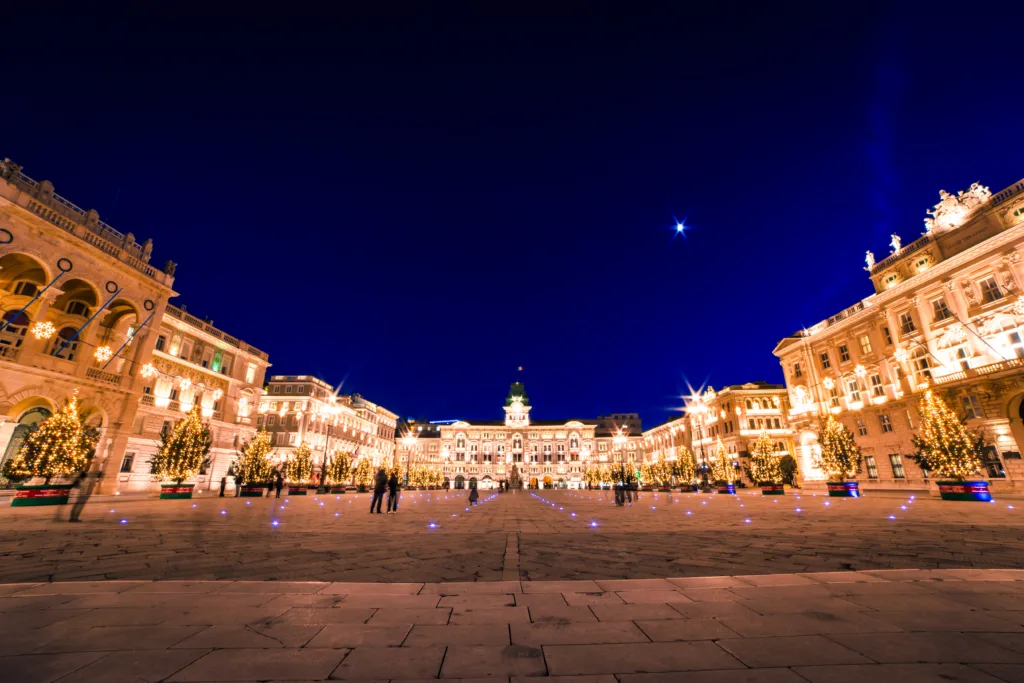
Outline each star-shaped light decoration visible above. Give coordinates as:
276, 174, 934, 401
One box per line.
31, 321, 56, 340
94, 345, 113, 363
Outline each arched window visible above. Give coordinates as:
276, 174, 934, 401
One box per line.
0, 311, 30, 352
745, 399, 752, 410
51, 327, 79, 361
65, 300, 90, 317
512, 435, 522, 450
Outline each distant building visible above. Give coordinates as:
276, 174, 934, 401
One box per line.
774, 179, 1024, 492
395, 382, 642, 489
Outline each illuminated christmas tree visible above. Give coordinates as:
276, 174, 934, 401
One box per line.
673, 446, 697, 484
911, 389, 984, 480
639, 462, 655, 486
286, 443, 314, 483
2, 392, 95, 484
353, 458, 374, 489
325, 451, 351, 485
236, 429, 272, 484
583, 464, 597, 487
710, 440, 738, 483
748, 430, 783, 485
429, 468, 444, 488
150, 406, 212, 484
816, 414, 862, 481
597, 463, 612, 485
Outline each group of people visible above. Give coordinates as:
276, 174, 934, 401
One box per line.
613, 472, 639, 506
227, 471, 286, 498
370, 468, 401, 513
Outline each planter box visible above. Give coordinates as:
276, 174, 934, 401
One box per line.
240, 485, 268, 497
159, 483, 195, 500
329, 486, 347, 494
827, 481, 861, 498
641, 486, 654, 491
658, 487, 672, 492
12, 483, 74, 507
760, 483, 785, 496
938, 480, 992, 502
287, 486, 308, 495
715, 483, 736, 495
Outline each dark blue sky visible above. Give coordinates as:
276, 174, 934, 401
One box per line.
5, 5, 1021, 427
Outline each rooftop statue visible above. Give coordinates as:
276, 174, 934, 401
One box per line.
924, 182, 991, 234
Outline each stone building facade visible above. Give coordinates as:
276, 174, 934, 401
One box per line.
257, 375, 397, 474
774, 180, 1024, 492
395, 382, 643, 489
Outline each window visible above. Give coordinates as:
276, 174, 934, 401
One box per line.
288, 433, 297, 445
846, 379, 861, 403
870, 374, 884, 398
961, 395, 983, 420
119, 453, 135, 473
161, 420, 173, 436
932, 298, 953, 322
879, 414, 893, 433
13, 281, 39, 296
865, 455, 878, 478
911, 350, 933, 385
286, 386, 293, 393
952, 345, 971, 371
773, 418, 781, 429
858, 335, 872, 355
1008, 331, 1024, 359
829, 387, 840, 409
839, 344, 850, 363
820, 352, 831, 370
246, 363, 257, 384
65, 300, 90, 317
905, 409, 915, 429
889, 453, 906, 478
979, 276, 1003, 304
155, 335, 167, 351
51, 327, 79, 361
256, 415, 263, 426
748, 419, 756, 430
898, 312, 916, 335
0, 311, 29, 349
882, 326, 893, 346
267, 415, 276, 426
855, 419, 868, 436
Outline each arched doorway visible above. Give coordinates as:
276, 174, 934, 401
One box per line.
481, 475, 492, 489
557, 477, 567, 489
454, 474, 465, 489
443, 477, 451, 489
469, 476, 477, 489
1, 406, 52, 487
542, 475, 553, 489
529, 477, 538, 489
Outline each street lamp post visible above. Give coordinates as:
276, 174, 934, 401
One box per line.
687, 396, 711, 491
401, 435, 418, 487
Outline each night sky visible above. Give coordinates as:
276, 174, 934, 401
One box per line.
5, 5, 1021, 427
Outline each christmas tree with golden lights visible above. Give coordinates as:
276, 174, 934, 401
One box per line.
353, 457, 374, 489
749, 430, 783, 485
912, 389, 984, 481
286, 443, 314, 483
150, 406, 212, 484
710, 440, 738, 484
673, 446, 697, 485
816, 414, 862, 481
236, 429, 272, 484
325, 451, 351, 486
2, 392, 95, 484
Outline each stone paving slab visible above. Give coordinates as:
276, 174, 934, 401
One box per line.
2, 571, 1024, 681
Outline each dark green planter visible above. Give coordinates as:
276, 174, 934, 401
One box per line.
12, 483, 74, 507
760, 483, 785, 495
937, 481, 991, 501
159, 483, 195, 499
827, 481, 861, 497
240, 485, 267, 497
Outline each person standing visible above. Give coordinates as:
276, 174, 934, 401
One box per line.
275, 471, 284, 499
234, 472, 243, 497
386, 471, 400, 514
468, 479, 479, 506
371, 468, 388, 514
219, 476, 227, 497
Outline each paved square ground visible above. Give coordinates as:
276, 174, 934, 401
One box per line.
0, 488, 1022, 583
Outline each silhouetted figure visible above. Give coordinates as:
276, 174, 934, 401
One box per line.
234, 473, 243, 497
275, 472, 284, 498
387, 472, 400, 513
68, 469, 102, 522
219, 476, 227, 497
371, 468, 388, 513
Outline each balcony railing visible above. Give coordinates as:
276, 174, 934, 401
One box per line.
86, 367, 123, 387
0, 346, 22, 362
933, 358, 1024, 385
164, 305, 269, 361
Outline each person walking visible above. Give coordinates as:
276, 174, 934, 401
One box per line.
386, 471, 400, 514
468, 479, 479, 506
371, 468, 388, 514
68, 467, 101, 522
275, 471, 284, 499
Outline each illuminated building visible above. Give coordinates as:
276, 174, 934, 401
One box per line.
0, 159, 271, 493
395, 382, 642, 489
645, 382, 793, 484
257, 375, 397, 473
775, 179, 1024, 491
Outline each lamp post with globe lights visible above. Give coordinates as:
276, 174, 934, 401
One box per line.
686, 394, 712, 490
